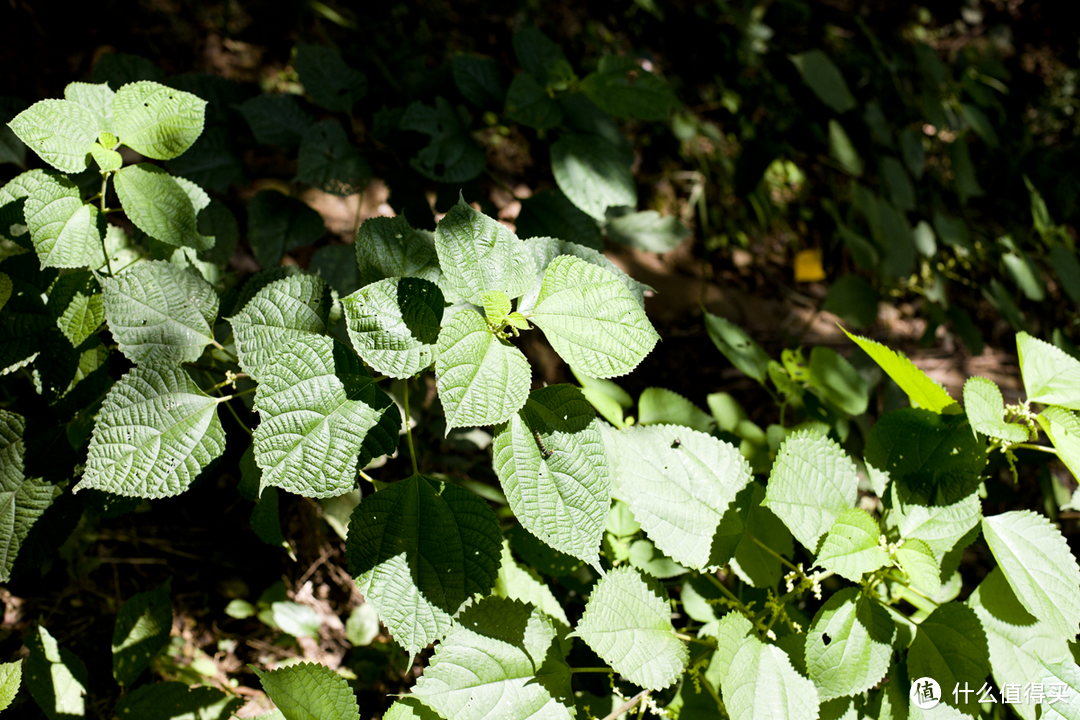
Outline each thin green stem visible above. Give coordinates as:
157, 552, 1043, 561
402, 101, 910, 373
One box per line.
570, 667, 611, 674
99, 172, 113, 276
210, 339, 239, 363
403, 379, 419, 475
601, 690, 649, 720
674, 632, 716, 647
745, 531, 799, 572
1010, 442, 1058, 455
219, 395, 253, 437
216, 387, 257, 403
206, 374, 248, 393
704, 572, 752, 615
887, 570, 939, 614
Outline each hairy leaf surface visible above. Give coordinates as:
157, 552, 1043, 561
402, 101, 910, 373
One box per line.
112, 579, 172, 686
816, 509, 891, 581
550, 133, 635, 221
434, 199, 535, 306
435, 308, 530, 431
602, 423, 751, 569
492, 385, 610, 569
710, 613, 819, 720
101, 260, 218, 365
253, 335, 395, 498
531, 255, 658, 379
764, 431, 858, 552
113, 81, 206, 160
79, 365, 225, 498
574, 566, 687, 690
24, 625, 88, 719
982, 510, 1080, 638
518, 236, 648, 314
963, 376, 1030, 443
1038, 406, 1080, 484
8, 99, 98, 173
968, 569, 1068, 720
64, 82, 116, 135
411, 597, 574, 720
355, 215, 441, 287
253, 662, 360, 720
346, 475, 501, 656
493, 541, 570, 627
1017, 331, 1080, 410
907, 603, 990, 716
24, 171, 104, 268
114, 163, 213, 250
0, 410, 58, 582
805, 588, 895, 700
343, 277, 443, 379
230, 273, 330, 383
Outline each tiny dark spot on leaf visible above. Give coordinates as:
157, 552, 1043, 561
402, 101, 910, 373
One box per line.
822, 632, 831, 645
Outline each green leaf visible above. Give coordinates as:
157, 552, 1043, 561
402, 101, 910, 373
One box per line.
251, 486, 290, 554
1050, 245, 1080, 304
23, 171, 104, 269
296, 119, 370, 196
411, 597, 574, 720
1, 273, 52, 376
513, 27, 572, 88
829, 120, 863, 177
507, 524, 584, 577
968, 568, 1069, 720
823, 275, 878, 329
1, 410, 58, 583
808, 346, 870, 417
581, 55, 679, 121
100, 260, 218, 365
113, 81, 206, 160
896, 538, 941, 596
790, 50, 855, 114
573, 566, 687, 690
866, 409, 985, 506
518, 236, 649, 313
729, 483, 794, 589
628, 538, 689, 578
343, 277, 444, 379
504, 72, 563, 130
1017, 331, 1080, 410
247, 190, 326, 269
1038, 406, 1080, 484
949, 139, 983, 203
346, 475, 501, 656
963, 376, 1030, 443
24, 625, 88, 719
482, 290, 512, 325
64, 82, 116, 135
253, 335, 396, 498
704, 312, 771, 385
0, 660, 20, 713
92, 52, 163, 86
982, 510, 1080, 638
355, 215, 440, 287
114, 163, 212, 251
711, 612, 820, 720
435, 308, 530, 431
764, 431, 858, 552
638, 387, 715, 432
452, 54, 506, 109
434, 199, 535, 307
551, 133, 636, 221
493, 541, 570, 627
604, 207, 690, 253
514, 188, 602, 251
1037, 660, 1080, 720
492, 385, 610, 569
309, 245, 358, 297
113, 682, 244, 720
253, 662, 360, 720
78, 365, 225, 498
230, 273, 330, 383
400, 97, 486, 183
164, 127, 245, 193
384, 698, 444, 720
345, 603, 380, 646
805, 588, 895, 701
1003, 251, 1045, 302
295, 44, 367, 113
0, 272, 10, 313
907, 603, 990, 716
816, 509, 891, 581
842, 328, 956, 412
602, 423, 752, 569
8, 99, 98, 173
885, 483, 981, 560
112, 578, 172, 686
531, 255, 658, 378
239, 94, 314, 146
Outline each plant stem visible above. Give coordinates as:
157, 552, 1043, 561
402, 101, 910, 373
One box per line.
887, 571, 939, 614
1010, 442, 1057, 455
403, 379, 419, 476
674, 632, 715, 647
570, 667, 611, 674
217, 387, 257, 403
601, 690, 649, 720
210, 339, 239, 363
99, 172, 113, 277
206, 374, 248, 392
745, 531, 799, 572
219, 394, 253, 437
703, 572, 752, 615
